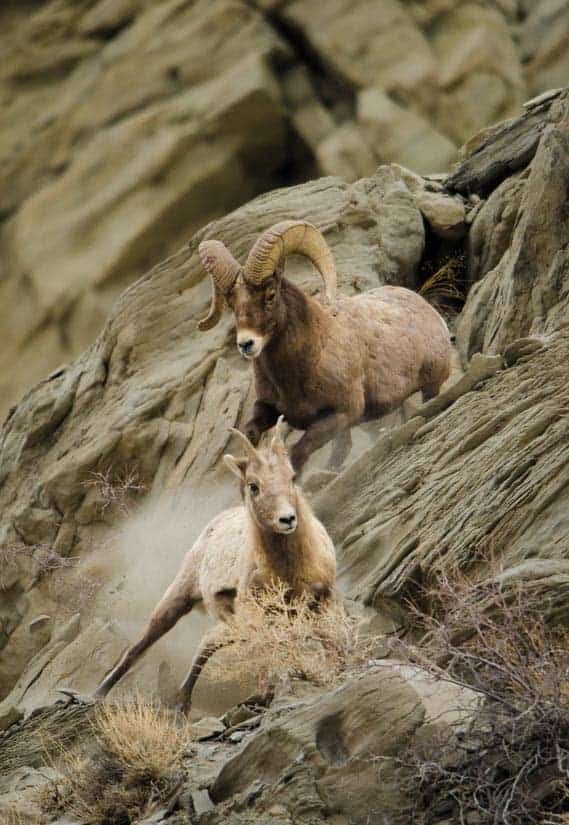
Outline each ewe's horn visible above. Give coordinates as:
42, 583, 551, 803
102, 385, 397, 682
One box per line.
271, 415, 287, 452
198, 241, 241, 331
244, 221, 337, 302
229, 427, 258, 460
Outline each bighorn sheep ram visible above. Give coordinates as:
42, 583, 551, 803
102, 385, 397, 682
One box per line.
199, 221, 452, 472
94, 418, 336, 711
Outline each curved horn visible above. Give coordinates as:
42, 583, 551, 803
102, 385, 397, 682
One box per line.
244, 221, 337, 302
229, 427, 258, 460
198, 241, 241, 331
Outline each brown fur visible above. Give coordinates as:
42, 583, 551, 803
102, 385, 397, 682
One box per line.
230, 275, 452, 470
94, 426, 336, 711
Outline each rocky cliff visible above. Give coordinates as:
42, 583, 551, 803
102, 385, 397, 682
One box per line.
1, 81, 569, 823
2, 0, 568, 417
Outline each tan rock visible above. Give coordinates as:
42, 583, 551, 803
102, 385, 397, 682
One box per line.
316, 122, 377, 182
284, 0, 436, 98
431, 3, 526, 143
520, 0, 569, 96
358, 88, 457, 174
210, 664, 479, 824
0, 0, 289, 419
414, 189, 466, 239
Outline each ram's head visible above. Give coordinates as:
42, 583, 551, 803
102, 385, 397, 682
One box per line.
198, 221, 336, 359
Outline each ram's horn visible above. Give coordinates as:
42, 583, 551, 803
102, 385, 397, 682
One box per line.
197, 240, 241, 330
244, 221, 336, 302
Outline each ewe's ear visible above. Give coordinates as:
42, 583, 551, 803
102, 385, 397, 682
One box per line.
223, 454, 247, 479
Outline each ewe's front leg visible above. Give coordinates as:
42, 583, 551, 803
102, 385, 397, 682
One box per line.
291, 412, 352, 473
244, 400, 279, 446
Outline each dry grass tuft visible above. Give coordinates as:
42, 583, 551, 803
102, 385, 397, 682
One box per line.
94, 694, 188, 779
1, 812, 48, 825
395, 564, 569, 824
41, 695, 189, 824
206, 582, 371, 692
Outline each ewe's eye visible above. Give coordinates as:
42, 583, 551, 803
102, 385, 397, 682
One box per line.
248, 482, 260, 496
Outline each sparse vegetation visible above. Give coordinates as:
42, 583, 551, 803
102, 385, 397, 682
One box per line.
396, 564, 569, 825
82, 466, 146, 517
2, 812, 47, 825
0, 541, 76, 589
41, 695, 189, 825
206, 581, 372, 692
419, 253, 467, 317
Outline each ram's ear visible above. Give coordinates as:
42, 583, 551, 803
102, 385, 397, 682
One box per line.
223, 454, 247, 480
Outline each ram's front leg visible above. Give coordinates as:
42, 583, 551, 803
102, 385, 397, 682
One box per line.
244, 400, 280, 446
291, 411, 352, 474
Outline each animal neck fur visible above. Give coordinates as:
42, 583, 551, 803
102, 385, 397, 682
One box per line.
247, 491, 321, 590
261, 278, 329, 364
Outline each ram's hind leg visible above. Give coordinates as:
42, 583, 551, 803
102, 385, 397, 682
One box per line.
291, 411, 353, 474
94, 593, 195, 700
327, 428, 352, 471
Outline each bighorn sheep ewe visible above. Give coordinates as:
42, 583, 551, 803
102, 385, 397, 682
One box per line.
94, 418, 336, 711
199, 221, 452, 471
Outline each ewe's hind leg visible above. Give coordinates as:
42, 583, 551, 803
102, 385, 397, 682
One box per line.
178, 634, 233, 714
94, 594, 195, 699
178, 588, 239, 712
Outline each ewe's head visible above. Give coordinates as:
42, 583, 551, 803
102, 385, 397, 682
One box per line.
224, 417, 298, 534
198, 220, 336, 360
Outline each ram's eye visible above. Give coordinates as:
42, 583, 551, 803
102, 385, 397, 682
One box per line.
265, 290, 276, 304
248, 482, 260, 496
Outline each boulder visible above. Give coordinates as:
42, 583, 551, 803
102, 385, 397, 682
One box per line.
208, 664, 479, 825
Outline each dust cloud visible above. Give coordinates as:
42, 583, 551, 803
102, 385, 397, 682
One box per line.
77, 478, 241, 707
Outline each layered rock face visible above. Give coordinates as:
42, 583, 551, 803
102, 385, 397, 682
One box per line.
1, 0, 567, 417
1, 85, 569, 823
1, 0, 569, 819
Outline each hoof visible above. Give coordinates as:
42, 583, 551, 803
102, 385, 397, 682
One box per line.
57, 687, 92, 705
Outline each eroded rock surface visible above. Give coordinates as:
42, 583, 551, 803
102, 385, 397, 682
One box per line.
1, 88, 569, 715
1, 21, 569, 818
1, 0, 567, 416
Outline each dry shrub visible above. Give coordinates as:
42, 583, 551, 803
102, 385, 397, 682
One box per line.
94, 695, 188, 778
82, 467, 146, 517
206, 582, 371, 692
0, 541, 76, 589
396, 565, 569, 824
42, 695, 188, 824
